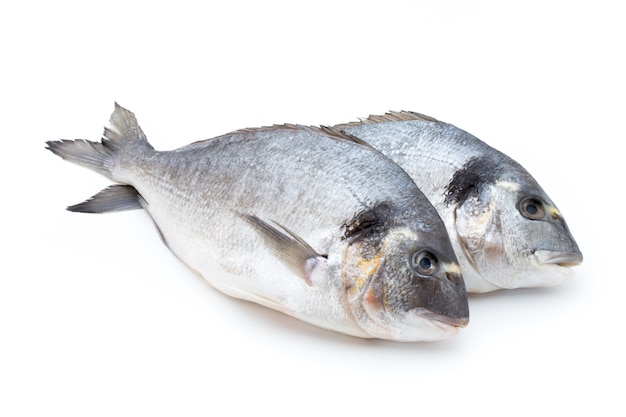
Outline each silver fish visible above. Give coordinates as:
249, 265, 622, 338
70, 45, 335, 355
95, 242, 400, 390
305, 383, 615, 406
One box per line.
46, 104, 469, 341
334, 112, 583, 293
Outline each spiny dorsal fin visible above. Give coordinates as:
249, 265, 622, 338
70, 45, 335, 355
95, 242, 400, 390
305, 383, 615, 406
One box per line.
233, 123, 374, 147
334, 111, 439, 130
318, 125, 375, 148
191, 112, 434, 149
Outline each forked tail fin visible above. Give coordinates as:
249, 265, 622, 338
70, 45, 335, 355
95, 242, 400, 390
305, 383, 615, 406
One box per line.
46, 103, 153, 213
46, 103, 153, 180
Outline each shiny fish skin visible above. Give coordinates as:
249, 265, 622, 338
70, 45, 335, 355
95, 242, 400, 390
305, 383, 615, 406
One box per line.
46, 104, 469, 342
334, 112, 582, 293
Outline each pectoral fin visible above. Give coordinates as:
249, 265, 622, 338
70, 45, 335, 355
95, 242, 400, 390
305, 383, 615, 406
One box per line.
240, 214, 327, 285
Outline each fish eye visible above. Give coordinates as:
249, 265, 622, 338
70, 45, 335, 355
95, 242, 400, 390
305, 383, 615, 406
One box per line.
410, 250, 439, 276
519, 197, 545, 220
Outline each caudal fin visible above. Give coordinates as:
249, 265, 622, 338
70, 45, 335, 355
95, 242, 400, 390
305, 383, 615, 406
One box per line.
45, 103, 153, 181
46, 103, 154, 213
67, 184, 144, 213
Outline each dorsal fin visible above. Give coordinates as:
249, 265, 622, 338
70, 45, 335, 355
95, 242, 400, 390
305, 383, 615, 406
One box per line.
333, 111, 439, 130
191, 112, 436, 149
228, 123, 375, 148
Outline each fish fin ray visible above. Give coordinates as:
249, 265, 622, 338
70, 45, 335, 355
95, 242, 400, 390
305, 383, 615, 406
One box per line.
102, 102, 153, 152
68, 184, 144, 213
46, 103, 153, 181
240, 214, 326, 285
46, 139, 114, 179
198, 124, 376, 149
318, 125, 376, 148
333, 111, 439, 130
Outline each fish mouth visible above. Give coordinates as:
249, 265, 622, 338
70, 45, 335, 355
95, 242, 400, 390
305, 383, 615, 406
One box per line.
394, 310, 469, 341
534, 250, 583, 267
418, 310, 469, 329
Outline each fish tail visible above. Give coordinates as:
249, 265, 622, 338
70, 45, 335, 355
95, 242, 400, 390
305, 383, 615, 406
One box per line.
45, 103, 154, 181
46, 103, 154, 213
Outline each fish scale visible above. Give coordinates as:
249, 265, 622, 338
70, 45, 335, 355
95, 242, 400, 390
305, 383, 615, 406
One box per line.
335, 113, 582, 292
46, 104, 469, 342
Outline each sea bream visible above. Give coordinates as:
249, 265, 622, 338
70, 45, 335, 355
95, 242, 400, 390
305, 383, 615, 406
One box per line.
46, 104, 469, 342
333, 112, 583, 293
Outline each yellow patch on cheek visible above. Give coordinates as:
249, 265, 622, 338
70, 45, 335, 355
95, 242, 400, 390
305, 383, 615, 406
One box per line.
356, 253, 383, 278
345, 252, 384, 296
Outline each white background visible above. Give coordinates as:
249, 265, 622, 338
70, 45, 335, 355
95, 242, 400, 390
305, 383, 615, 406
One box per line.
1, 1, 623, 416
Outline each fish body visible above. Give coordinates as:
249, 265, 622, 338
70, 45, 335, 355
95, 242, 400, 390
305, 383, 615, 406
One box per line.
334, 112, 582, 293
46, 104, 469, 341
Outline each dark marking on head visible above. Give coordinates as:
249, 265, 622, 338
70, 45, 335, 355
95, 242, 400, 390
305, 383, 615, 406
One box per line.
444, 157, 501, 206
342, 203, 392, 241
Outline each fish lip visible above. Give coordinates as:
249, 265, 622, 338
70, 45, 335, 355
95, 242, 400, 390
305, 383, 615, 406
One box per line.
418, 310, 469, 329
534, 250, 583, 267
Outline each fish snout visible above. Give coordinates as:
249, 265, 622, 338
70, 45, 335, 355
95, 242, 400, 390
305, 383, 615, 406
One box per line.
534, 249, 583, 267
434, 276, 469, 324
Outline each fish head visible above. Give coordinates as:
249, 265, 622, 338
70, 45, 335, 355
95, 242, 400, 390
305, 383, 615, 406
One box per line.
451, 166, 583, 292
341, 205, 469, 341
